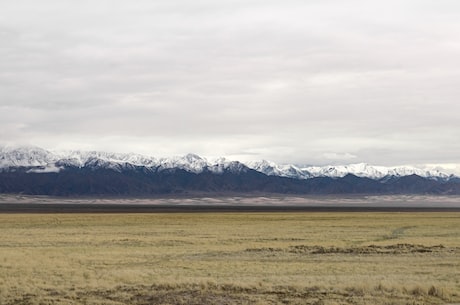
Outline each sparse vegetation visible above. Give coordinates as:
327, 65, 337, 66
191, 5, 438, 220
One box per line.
0, 212, 459, 304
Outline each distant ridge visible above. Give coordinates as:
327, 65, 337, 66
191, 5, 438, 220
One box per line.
1, 146, 459, 196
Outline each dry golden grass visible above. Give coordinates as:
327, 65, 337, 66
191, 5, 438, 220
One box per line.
0, 212, 459, 304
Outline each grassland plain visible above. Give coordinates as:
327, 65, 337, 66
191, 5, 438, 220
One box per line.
0, 212, 459, 305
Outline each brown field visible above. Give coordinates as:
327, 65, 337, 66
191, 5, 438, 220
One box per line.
0, 212, 459, 304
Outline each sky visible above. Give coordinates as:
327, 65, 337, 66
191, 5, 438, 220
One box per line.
1, 0, 460, 167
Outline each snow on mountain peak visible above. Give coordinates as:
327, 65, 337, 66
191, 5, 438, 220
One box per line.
246, 160, 310, 179
0, 145, 56, 168
247, 160, 456, 181
0, 146, 458, 180
54, 150, 159, 168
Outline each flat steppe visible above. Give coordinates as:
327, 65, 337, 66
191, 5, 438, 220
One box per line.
1, 204, 459, 304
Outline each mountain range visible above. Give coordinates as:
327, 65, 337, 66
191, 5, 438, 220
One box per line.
1, 146, 460, 196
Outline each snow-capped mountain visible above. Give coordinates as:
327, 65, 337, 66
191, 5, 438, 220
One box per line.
246, 160, 312, 179
247, 161, 453, 181
0, 146, 248, 175
55, 150, 159, 168
0, 145, 457, 180
2, 146, 460, 196
302, 163, 451, 180
0, 146, 54, 168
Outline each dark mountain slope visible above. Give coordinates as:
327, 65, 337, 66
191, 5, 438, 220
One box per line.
1, 166, 460, 196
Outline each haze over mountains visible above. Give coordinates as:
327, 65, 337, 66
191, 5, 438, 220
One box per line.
1, 146, 460, 196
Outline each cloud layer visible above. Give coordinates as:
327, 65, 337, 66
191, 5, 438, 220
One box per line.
1, 0, 460, 165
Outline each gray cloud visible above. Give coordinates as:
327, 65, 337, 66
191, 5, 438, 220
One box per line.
1, 0, 460, 166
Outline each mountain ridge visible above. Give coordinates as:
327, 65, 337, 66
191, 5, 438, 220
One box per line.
1, 145, 457, 180
1, 146, 460, 196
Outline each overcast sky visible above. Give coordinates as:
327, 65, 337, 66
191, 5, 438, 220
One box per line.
1, 0, 460, 166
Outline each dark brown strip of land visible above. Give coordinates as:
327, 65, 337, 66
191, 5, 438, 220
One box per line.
1, 203, 460, 213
